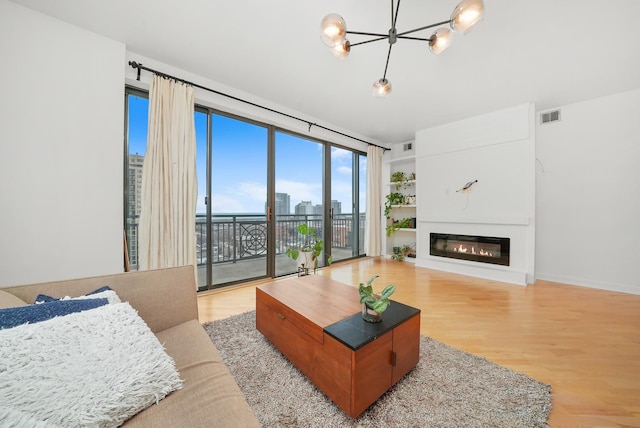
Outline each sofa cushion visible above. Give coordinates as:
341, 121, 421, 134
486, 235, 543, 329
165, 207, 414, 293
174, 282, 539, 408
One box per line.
0, 298, 109, 330
123, 319, 260, 427
34, 286, 121, 305
0, 302, 183, 427
0, 290, 28, 309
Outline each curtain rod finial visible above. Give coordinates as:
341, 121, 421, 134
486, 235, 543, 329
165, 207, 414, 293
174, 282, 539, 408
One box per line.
128, 61, 142, 81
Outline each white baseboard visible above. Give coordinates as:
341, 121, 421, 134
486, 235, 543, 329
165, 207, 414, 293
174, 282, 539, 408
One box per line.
415, 257, 528, 286
534, 272, 640, 296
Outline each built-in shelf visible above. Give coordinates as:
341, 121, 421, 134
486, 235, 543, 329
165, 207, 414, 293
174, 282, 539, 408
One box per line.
390, 205, 416, 208
383, 146, 417, 263
387, 180, 416, 186
383, 154, 415, 164
404, 256, 416, 263
420, 216, 530, 226
385, 254, 416, 263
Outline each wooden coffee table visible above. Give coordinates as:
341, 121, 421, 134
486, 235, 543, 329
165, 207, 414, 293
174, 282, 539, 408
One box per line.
256, 275, 420, 418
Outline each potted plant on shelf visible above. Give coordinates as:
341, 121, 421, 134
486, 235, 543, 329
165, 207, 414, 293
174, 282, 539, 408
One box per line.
285, 223, 331, 275
384, 192, 406, 218
390, 171, 406, 190
386, 217, 412, 236
391, 243, 414, 261
359, 275, 397, 323
390, 171, 416, 190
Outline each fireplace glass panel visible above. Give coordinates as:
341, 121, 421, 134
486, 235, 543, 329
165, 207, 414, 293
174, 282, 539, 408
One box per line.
430, 233, 510, 266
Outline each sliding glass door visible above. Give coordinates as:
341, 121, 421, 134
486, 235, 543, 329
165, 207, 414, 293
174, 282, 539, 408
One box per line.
330, 147, 367, 261
358, 153, 367, 256
197, 113, 269, 288
274, 131, 325, 276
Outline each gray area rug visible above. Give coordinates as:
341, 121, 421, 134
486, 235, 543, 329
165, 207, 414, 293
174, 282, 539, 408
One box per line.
203, 311, 551, 427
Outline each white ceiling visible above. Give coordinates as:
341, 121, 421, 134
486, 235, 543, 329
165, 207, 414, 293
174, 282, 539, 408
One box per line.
9, 0, 640, 145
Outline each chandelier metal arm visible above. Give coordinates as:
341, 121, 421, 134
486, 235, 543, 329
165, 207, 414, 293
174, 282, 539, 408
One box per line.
396, 19, 452, 38
392, 0, 401, 31
382, 42, 394, 81
346, 30, 388, 37
397, 35, 434, 42
349, 36, 390, 48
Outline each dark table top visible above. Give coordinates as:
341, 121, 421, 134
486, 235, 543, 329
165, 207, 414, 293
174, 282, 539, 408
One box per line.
324, 300, 420, 350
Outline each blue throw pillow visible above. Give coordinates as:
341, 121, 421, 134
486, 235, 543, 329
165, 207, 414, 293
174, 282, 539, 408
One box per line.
34, 286, 112, 304
0, 298, 109, 330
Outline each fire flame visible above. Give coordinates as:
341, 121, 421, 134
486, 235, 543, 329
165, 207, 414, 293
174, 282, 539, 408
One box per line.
453, 244, 493, 257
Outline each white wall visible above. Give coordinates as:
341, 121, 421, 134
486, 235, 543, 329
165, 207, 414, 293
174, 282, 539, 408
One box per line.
414, 104, 536, 285
0, 1, 125, 287
535, 89, 640, 295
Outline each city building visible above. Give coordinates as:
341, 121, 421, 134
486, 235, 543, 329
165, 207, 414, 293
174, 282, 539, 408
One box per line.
294, 201, 315, 216
274, 192, 290, 216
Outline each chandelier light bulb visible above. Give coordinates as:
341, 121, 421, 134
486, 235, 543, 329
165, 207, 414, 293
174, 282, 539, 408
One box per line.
372, 78, 392, 97
331, 40, 351, 59
429, 28, 453, 54
320, 13, 347, 47
450, 0, 485, 34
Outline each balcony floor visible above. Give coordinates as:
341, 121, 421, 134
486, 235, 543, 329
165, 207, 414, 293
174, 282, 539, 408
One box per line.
197, 247, 360, 288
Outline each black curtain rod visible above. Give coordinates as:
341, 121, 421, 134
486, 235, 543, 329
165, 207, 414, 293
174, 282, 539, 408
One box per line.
128, 61, 388, 152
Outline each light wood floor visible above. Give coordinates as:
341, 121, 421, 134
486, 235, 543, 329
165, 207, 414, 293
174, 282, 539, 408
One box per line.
197, 257, 640, 427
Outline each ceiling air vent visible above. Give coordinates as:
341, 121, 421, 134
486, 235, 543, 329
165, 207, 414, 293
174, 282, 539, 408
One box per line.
540, 109, 561, 124
403, 142, 413, 151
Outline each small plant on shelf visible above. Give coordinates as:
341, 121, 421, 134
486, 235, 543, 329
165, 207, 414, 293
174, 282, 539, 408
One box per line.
390, 171, 416, 190
384, 192, 406, 218
359, 275, 397, 322
391, 243, 415, 261
385, 217, 412, 236
390, 171, 406, 190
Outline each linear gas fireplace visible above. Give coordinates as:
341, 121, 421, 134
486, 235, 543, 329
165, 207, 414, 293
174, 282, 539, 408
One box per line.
430, 233, 510, 266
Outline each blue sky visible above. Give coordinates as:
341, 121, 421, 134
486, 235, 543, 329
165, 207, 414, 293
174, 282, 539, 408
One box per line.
127, 94, 366, 215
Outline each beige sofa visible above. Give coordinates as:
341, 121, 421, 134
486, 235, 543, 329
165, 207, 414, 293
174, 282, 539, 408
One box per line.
0, 266, 260, 427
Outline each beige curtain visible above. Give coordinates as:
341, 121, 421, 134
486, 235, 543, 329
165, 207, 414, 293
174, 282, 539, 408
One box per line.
138, 75, 197, 271
364, 146, 382, 256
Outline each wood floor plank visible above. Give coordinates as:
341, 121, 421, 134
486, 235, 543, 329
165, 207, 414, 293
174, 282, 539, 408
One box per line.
197, 257, 640, 427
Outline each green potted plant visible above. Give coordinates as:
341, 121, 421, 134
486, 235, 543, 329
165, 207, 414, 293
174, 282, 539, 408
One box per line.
285, 223, 331, 274
384, 192, 405, 218
390, 171, 405, 190
391, 243, 413, 261
385, 217, 412, 236
358, 275, 396, 323
390, 171, 416, 190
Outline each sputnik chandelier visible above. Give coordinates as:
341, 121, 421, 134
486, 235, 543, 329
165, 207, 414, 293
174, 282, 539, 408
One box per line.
320, 0, 485, 96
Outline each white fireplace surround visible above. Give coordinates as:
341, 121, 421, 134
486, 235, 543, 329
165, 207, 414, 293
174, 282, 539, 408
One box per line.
413, 103, 536, 285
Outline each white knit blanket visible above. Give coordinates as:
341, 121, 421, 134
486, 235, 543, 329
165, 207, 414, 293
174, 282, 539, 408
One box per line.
0, 303, 183, 427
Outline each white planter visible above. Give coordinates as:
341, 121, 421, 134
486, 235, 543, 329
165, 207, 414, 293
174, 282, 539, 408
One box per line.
297, 251, 315, 270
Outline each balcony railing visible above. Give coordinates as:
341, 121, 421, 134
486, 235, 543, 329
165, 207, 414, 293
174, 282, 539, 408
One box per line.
126, 213, 365, 270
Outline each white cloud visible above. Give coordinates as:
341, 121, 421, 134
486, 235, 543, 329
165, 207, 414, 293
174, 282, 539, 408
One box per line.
211, 193, 249, 213
332, 180, 353, 207
277, 179, 321, 205
331, 147, 351, 160
238, 181, 267, 201
337, 166, 351, 175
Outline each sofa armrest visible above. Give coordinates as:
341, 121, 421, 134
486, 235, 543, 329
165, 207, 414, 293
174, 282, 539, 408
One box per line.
1, 266, 198, 333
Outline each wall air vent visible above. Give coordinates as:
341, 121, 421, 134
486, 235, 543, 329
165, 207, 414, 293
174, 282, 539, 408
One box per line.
540, 109, 561, 124
403, 142, 413, 151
